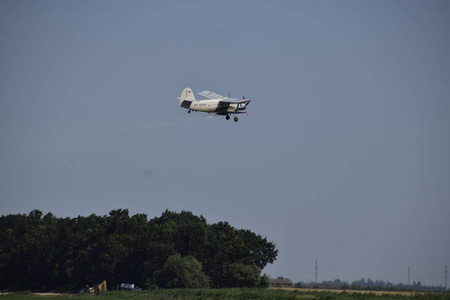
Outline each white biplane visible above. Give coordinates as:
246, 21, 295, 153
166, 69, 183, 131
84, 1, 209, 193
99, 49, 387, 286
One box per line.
179, 87, 251, 122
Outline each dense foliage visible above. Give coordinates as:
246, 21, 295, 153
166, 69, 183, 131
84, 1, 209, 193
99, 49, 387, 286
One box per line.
0, 209, 277, 291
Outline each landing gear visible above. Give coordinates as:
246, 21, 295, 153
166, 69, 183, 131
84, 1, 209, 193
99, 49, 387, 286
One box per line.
188, 110, 191, 114
225, 115, 239, 122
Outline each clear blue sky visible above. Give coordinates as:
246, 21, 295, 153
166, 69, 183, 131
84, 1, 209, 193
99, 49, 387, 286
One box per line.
1, 0, 449, 287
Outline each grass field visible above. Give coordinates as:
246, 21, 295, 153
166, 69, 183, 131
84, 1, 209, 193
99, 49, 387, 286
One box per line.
1, 289, 449, 300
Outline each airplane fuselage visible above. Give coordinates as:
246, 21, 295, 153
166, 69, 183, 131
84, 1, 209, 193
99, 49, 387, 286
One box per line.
186, 100, 241, 114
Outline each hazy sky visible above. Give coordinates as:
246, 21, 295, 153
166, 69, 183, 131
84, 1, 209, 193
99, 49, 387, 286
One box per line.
1, 0, 449, 287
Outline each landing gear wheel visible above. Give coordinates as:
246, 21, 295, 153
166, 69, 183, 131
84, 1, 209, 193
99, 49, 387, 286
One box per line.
234, 117, 239, 122
188, 110, 191, 114
226, 115, 230, 120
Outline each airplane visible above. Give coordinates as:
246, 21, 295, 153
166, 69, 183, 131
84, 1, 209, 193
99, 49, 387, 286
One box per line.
179, 87, 251, 122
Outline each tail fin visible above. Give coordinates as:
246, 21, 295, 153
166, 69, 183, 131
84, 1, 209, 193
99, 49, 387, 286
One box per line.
179, 87, 195, 106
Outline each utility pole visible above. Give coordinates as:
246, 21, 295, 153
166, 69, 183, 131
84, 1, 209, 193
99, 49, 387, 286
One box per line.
445, 264, 448, 291
408, 266, 410, 286
315, 260, 318, 284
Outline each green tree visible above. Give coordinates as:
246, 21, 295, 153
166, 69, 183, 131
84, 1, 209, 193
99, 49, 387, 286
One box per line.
150, 210, 208, 258
157, 254, 209, 288
260, 274, 270, 288
203, 221, 278, 287
227, 263, 261, 287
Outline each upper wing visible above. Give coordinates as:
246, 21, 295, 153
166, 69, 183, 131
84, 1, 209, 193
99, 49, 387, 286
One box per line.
219, 99, 251, 104
198, 90, 252, 104
198, 90, 224, 99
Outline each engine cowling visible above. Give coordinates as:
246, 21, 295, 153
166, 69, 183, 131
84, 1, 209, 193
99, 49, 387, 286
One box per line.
238, 102, 248, 110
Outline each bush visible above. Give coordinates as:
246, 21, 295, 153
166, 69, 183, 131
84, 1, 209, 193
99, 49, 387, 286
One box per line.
157, 254, 209, 288
227, 263, 261, 287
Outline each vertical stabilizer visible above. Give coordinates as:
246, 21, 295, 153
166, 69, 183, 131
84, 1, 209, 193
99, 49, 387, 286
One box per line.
180, 87, 195, 106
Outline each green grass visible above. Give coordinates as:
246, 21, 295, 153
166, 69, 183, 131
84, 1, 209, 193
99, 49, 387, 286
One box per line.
1, 289, 449, 300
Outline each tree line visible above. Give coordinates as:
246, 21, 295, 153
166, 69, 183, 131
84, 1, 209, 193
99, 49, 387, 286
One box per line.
0, 209, 277, 291
295, 278, 447, 292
